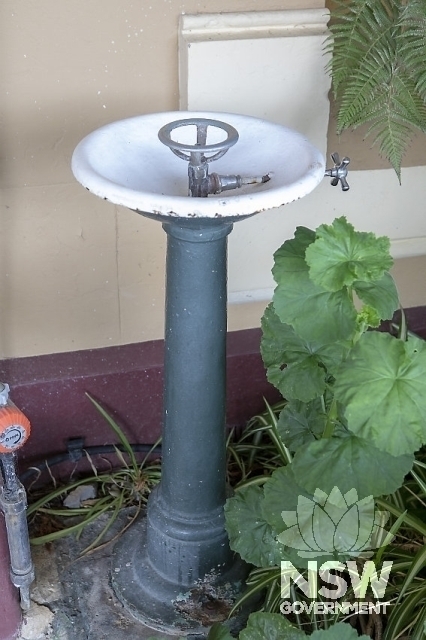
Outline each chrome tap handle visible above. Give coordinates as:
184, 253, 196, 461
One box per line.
325, 152, 350, 191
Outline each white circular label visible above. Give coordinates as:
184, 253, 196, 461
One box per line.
0, 425, 26, 450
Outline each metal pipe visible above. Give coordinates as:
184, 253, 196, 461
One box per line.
0, 455, 34, 611
0, 384, 34, 611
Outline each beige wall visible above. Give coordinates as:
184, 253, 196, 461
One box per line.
1, 0, 425, 359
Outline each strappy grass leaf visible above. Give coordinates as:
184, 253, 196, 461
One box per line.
28, 397, 162, 554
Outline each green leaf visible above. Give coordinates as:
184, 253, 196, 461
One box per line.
381, 582, 426, 640
334, 331, 426, 456
224, 485, 289, 568
291, 434, 414, 498
272, 226, 316, 282
272, 222, 357, 343
206, 623, 234, 640
261, 305, 348, 402
356, 305, 382, 329
262, 466, 311, 534
86, 393, 138, 470
354, 272, 400, 321
376, 496, 426, 538
311, 622, 370, 640
273, 272, 357, 345
240, 612, 305, 640
261, 467, 335, 567
276, 399, 326, 452
278, 485, 382, 559
305, 217, 393, 292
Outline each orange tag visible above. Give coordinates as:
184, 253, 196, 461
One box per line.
0, 406, 31, 453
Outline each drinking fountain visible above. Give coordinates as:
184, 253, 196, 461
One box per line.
72, 111, 349, 634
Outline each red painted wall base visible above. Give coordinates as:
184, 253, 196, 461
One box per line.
0, 329, 280, 470
1, 311, 425, 471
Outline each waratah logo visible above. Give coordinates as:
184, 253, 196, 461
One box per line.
278, 487, 392, 558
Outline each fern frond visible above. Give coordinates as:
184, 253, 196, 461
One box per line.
328, 0, 400, 93
328, 0, 426, 176
398, 0, 426, 99
335, 39, 396, 132
339, 64, 426, 131
366, 115, 412, 183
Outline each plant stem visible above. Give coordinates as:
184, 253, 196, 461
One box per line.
322, 397, 338, 439
398, 306, 408, 341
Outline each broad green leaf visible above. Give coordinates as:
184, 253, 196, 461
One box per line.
305, 217, 393, 291
268, 358, 325, 403
277, 399, 326, 452
334, 332, 426, 456
240, 612, 305, 640
261, 467, 335, 567
261, 305, 325, 401
207, 623, 234, 640
261, 305, 348, 402
272, 226, 315, 282
291, 434, 414, 498
354, 272, 400, 321
278, 486, 380, 560
271, 221, 357, 343
262, 466, 312, 534
311, 622, 370, 640
273, 271, 357, 344
224, 485, 290, 568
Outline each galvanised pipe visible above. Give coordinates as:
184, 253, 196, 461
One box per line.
0, 515, 21, 640
0, 384, 33, 638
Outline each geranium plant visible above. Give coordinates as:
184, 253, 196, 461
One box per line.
221, 217, 426, 638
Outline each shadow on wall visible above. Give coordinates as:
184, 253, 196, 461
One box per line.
0, 99, 170, 360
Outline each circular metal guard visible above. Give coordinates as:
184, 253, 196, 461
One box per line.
158, 118, 239, 163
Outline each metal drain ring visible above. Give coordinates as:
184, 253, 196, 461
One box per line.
158, 118, 239, 163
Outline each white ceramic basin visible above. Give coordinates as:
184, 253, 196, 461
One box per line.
72, 111, 324, 219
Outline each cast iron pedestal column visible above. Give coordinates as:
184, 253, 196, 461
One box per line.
112, 218, 244, 634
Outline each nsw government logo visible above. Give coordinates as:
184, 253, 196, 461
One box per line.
278, 487, 393, 615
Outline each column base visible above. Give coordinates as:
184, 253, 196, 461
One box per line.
111, 517, 252, 636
